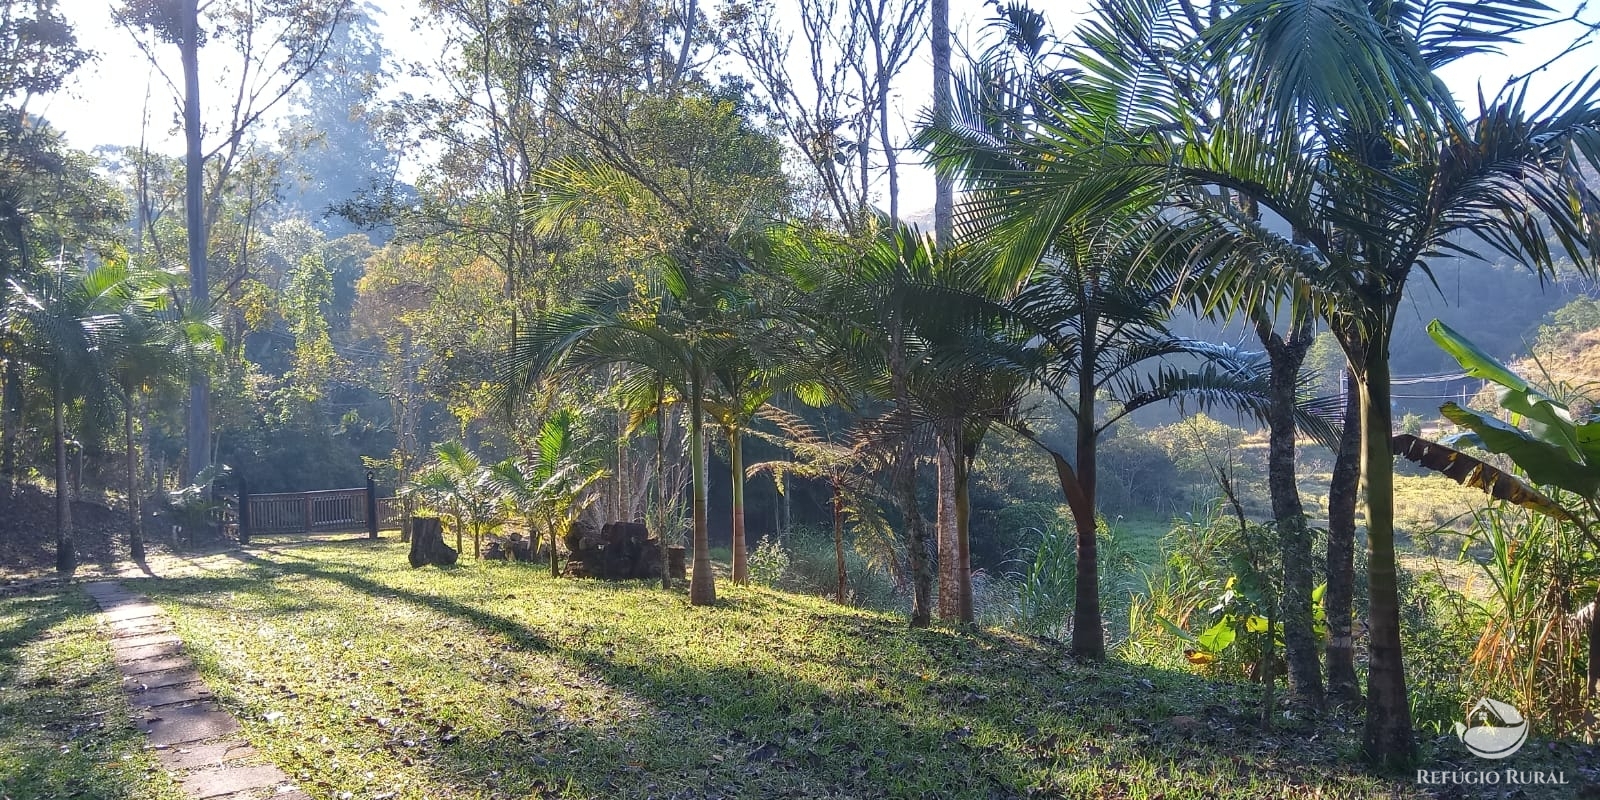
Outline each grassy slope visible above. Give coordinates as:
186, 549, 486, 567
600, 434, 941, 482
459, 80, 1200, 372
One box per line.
0, 586, 186, 800
127, 538, 1440, 800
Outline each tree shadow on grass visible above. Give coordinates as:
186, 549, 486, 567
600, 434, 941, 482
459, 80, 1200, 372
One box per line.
133, 543, 1432, 799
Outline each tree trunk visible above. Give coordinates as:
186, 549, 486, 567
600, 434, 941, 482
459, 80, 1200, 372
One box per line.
1256, 318, 1323, 710
408, 517, 458, 568
125, 391, 144, 561
550, 522, 559, 578
833, 484, 847, 604
54, 383, 74, 574
453, 513, 464, 556
731, 429, 748, 585
954, 436, 973, 624
898, 442, 932, 627
1326, 368, 1363, 706
657, 389, 669, 589
1, 355, 18, 487
1070, 345, 1103, 659
931, 0, 953, 249
181, 0, 210, 484
689, 373, 716, 606
1356, 333, 1415, 767
937, 431, 958, 619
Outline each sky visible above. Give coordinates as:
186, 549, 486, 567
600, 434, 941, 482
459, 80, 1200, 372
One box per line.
39, 0, 1600, 218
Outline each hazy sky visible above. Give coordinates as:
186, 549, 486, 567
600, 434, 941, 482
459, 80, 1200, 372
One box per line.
40, 0, 1597, 217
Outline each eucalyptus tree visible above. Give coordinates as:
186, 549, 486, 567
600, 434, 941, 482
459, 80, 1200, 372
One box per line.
116, 0, 348, 480
932, 0, 1600, 764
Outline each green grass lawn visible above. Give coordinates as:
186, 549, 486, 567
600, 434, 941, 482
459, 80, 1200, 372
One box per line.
0, 585, 186, 800
113, 537, 1440, 800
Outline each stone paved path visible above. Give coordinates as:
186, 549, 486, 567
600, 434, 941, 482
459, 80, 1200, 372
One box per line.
82, 581, 310, 800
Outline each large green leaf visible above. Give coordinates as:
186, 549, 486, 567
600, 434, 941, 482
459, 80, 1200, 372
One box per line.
1439, 403, 1600, 497
1427, 319, 1582, 460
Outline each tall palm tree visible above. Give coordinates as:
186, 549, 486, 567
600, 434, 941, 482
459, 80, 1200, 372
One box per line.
104, 268, 216, 562
8, 260, 132, 573
931, 0, 1600, 763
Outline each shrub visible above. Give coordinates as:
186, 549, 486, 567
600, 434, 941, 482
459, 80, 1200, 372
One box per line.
748, 535, 791, 588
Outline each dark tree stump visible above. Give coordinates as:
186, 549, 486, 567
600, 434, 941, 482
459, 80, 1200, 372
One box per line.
667, 546, 686, 582
562, 521, 663, 580
408, 517, 458, 568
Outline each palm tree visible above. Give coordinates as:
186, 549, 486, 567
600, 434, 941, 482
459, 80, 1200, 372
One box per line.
104, 269, 216, 562
410, 442, 498, 559
499, 253, 769, 606
7, 260, 132, 573
931, 0, 1600, 763
491, 409, 608, 578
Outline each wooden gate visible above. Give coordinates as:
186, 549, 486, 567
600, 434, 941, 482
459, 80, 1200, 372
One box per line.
238, 473, 398, 543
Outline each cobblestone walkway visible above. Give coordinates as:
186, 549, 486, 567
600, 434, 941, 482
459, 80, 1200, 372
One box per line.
83, 581, 309, 800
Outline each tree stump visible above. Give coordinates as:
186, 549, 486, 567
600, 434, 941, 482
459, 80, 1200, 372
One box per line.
563, 521, 663, 580
667, 546, 687, 582
408, 517, 458, 568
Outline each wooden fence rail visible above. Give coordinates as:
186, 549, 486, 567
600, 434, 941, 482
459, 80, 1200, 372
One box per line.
238, 473, 390, 543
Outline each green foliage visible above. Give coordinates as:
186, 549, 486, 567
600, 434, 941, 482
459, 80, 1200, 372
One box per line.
747, 534, 791, 588
1534, 295, 1600, 355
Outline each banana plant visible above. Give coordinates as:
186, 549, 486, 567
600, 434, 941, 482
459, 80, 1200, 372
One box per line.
1406, 318, 1600, 702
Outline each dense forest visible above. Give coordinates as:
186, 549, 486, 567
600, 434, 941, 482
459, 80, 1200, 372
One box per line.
4, 0, 1600, 784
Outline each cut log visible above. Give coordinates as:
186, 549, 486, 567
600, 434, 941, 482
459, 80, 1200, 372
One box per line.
408, 517, 458, 568
563, 521, 663, 580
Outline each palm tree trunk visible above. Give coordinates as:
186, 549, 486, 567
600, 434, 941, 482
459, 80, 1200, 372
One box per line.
454, 514, 464, 555
730, 429, 748, 585
954, 437, 973, 625
833, 483, 847, 604
689, 372, 716, 606
1326, 368, 1362, 706
937, 432, 958, 619
1, 354, 19, 488
125, 390, 144, 561
549, 522, 559, 578
889, 295, 931, 627
1357, 335, 1415, 767
1257, 319, 1323, 709
54, 381, 74, 574
1071, 346, 1103, 659
897, 442, 933, 626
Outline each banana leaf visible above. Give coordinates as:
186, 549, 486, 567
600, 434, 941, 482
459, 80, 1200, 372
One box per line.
1391, 433, 1573, 520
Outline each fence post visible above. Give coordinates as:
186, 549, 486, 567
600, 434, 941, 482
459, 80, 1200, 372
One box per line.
366, 471, 379, 539
238, 476, 251, 545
